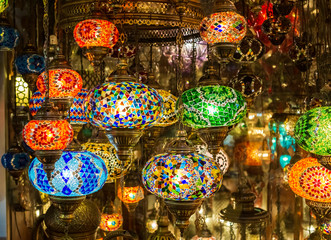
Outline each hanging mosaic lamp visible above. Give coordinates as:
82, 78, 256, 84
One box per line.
99, 201, 123, 232
81, 129, 131, 182
29, 90, 45, 117
0, 13, 19, 51
73, 3, 119, 66
148, 214, 176, 240
15, 43, 45, 91
85, 58, 164, 163
36, 52, 83, 113
279, 154, 291, 169
142, 130, 223, 236
294, 106, 331, 169
200, 0, 246, 62
0, 0, 8, 14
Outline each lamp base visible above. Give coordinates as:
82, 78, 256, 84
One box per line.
198, 127, 229, 159
212, 43, 237, 63
82, 46, 109, 66
50, 98, 74, 115
317, 156, 331, 170
22, 73, 38, 91
8, 169, 24, 185
35, 150, 63, 179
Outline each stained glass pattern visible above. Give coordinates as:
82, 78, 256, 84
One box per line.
321, 220, 331, 235
288, 158, 331, 202
200, 11, 246, 44
28, 151, 107, 196
74, 19, 119, 49
142, 153, 222, 200
15, 54, 45, 74
180, 86, 247, 129
155, 89, 178, 127
85, 81, 163, 129
15, 76, 30, 107
0, 26, 19, 51
69, 88, 89, 124
294, 106, 331, 156
29, 91, 45, 117
118, 186, 144, 203
0, 0, 8, 14
81, 142, 130, 181
1, 152, 30, 170
100, 213, 123, 231
36, 69, 83, 99
195, 145, 229, 174
23, 120, 73, 150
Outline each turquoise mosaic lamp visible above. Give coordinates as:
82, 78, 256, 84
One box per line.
294, 106, 331, 169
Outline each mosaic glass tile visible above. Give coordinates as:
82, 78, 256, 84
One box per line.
118, 186, 144, 203
15, 54, 45, 75
155, 89, 178, 127
29, 91, 45, 117
100, 213, 123, 232
0, 25, 19, 50
69, 88, 89, 124
1, 152, 30, 170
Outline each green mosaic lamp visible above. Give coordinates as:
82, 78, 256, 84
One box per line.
294, 106, 331, 169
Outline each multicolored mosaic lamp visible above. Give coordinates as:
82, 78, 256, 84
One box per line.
29, 91, 45, 117
0, 0, 8, 14
15, 43, 45, 91
200, 0, 246, 62
294, 106, 331, 169
0, 13, 19, 51
99, 201, 123, 232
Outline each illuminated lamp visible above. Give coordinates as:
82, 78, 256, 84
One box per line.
191, 222, 216, 240
29, 91, 45, 117
294, 106, 331, 169
100, 201, 123, 232
109, 43, 136, 59
148, 213, 176, 240
261, 16, 291, 45
15, 43, 45, 91
0, 0, 8, 14
0, 13, 19, 51
279, 154, 291, 169
200, 0, 246, 62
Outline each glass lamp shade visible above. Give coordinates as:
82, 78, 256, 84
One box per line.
180, 85, 247, 129
288, 157, 331, 202
69, 88, 89, 124
200, 11, 246, 45
99, 213, 123, 231
36, 69, 83, 100
117, 185, 144, 204
23, 120, 73, 151
320, 221, 331, 235
142, 153, 223, 201
28, 151, 107, 197
146, 219, 158, 233
73, 19, 119, 49
15, 54, 45, 75
29, 91, 45, 117
1, 151, 30, 171
196, 145, 229, 174
234, 141, 264, 167
85, 81, 163, 129
0, 25, 19, 51
279, 154, 291, 169
81, 142, 130, 181
0, 0, 8, 14
294, 106, 331, 156
154, 89, 178, 127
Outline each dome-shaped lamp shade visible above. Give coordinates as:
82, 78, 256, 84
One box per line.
28, 151, 107, 196
288, 158, 331, 202
81, 142, 131, 181
118, 186, 144, 203
15, 54, 45, 75
29, 91, 45, 117
0, 25, 19, 51
142, 153, 223, 201
294, 106, 331, 156
155, 89, 178, 127
1, 152, 30, 170
23, 120, 73, 151
73, 19, 119, 49
200, 12, 246, 45
69, 88, 89, 124
100, 213, 123, 231
36, 69, 83, 99
180, 86, 247, 129
85, 81, 163, 129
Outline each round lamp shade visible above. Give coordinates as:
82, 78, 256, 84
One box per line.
100, 213, 123, 231
279, 154, 291, 169
29, 151, 107, 197
29, 91, 45, 117
180, 85, 247, 129
81, 142, 131, 181
1, 152, 30, 170
0, 26, 19, 51
196, 145, 229, 174
142, 153, 222, 201
36, 69, 83, 99
85, 81, 163, 129
155, 89, 178, 127
23, 120, 73, 151
288, 158, 331, 202
69, 88, 89, 124
200, 12, 246, 45
73, 19, 119, 49
118, 186, 144, 204
294, 106, 331, 156
15, 54, 45, 75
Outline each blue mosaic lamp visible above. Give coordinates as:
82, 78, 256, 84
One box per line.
29, 91, 45, 117
0, 14, 19, 51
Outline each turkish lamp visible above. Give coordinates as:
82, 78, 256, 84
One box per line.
146, 209, 158, 234
0, 0, 8, 14
148, 214, 176, 240
191, 221, 216, 240
0, 12, 19, 51
100, 201, 123, 232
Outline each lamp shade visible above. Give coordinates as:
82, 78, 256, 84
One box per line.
100, 213, 123, 231
180, 85, 247, 129
69, 88, 89, 124
1, 151, 30, 170
23, 120, 73, 151
0, 0, 8, 14
28, 151, 107, 197
117, 185, 144, 204
15, 54, 45, 75
155, 89, 178, 127
279, 154, 291, 169
196, 145, 229, 174
0, 25, 19, 51
85, 81, 163, 129
142, 153, 222, 201
73, 19, 119, 49
294, 106, 331, 156
29, 91, 45, 117
36, 69, 83, 99
288, 157, 331, 202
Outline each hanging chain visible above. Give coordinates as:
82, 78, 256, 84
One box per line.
43, 0, 50, 100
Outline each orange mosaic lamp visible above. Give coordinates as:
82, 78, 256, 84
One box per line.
118, 185, 144, 213
100, 213, 123, 232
